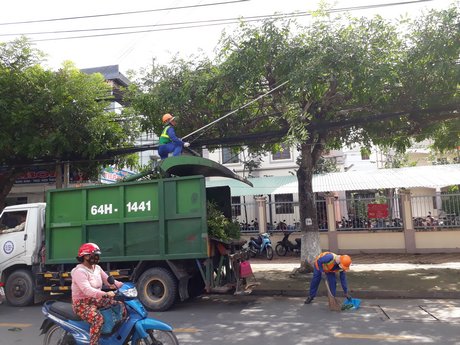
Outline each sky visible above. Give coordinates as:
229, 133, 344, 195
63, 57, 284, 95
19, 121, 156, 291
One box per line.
0, 0, 455, 74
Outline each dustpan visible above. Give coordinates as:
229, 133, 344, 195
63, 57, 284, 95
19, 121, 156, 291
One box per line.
341, 298, 361, 310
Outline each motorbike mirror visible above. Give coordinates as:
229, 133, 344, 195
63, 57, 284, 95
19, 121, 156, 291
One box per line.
107, 276, 115, 285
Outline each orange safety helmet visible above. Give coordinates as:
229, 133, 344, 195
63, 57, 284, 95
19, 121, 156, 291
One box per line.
162, 113, 175, 124
77, 243, 101, 257
339, 255, 352, 271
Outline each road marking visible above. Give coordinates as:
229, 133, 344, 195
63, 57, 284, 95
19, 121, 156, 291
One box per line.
174, 328, 201, 333
0, 323, 33, 328
335, 333, 421, 340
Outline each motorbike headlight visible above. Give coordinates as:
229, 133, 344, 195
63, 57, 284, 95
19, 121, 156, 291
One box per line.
121, 287, 138, 298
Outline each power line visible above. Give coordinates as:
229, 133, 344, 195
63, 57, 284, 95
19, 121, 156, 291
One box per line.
1, 12, 310, 37
7, 0, 435, 42
0, 0, 249, 26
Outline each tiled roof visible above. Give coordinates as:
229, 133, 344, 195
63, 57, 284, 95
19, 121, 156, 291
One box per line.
80, 65, 130, 87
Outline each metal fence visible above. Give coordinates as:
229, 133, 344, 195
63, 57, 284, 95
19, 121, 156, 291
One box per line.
411, 193, 460, 230
231, 193, 460, 233
335, 195, 403, 231
231, 201, 258, 232
232, 199, 327, 233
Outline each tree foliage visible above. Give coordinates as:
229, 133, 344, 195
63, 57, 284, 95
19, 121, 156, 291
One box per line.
0, 38, 140, 209
130, 6, 459, 262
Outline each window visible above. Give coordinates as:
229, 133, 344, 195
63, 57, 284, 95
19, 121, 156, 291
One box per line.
272, 144, 291, 160
274, 194, 294, 214
0, 210, 27, 234
231, 196, 241, 217
222, 147, 239, 164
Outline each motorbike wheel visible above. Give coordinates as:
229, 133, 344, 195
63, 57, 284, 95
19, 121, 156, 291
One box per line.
137, 329, 179, 345
265, 246, 274, 260
248, 245, 257, 258
275, 244, 287, 256
42, 324, 76, 345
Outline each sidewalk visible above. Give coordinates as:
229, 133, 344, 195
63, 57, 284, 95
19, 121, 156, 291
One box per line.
248, 253, 460, 299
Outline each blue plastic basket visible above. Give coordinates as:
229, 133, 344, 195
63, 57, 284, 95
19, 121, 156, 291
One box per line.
100, 304, 123, 334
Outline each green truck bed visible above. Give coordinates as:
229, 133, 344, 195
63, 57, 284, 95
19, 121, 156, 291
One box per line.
46, 175, 208, 263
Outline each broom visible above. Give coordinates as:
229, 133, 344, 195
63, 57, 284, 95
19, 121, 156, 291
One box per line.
324, 279, 342, 312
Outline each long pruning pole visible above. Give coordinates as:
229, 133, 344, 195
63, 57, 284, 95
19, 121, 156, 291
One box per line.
182, 80, 289, 140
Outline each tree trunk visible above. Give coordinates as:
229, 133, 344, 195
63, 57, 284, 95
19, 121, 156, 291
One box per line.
297, 143, 322, 268
0, 169, 20, 212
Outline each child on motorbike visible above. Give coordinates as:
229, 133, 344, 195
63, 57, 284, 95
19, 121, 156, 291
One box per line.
71, 243, 126, 345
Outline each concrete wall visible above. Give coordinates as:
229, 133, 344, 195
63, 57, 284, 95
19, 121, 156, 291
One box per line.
241, 229, 460, 254
415, 231, 460, 252
337, 232, 406, 252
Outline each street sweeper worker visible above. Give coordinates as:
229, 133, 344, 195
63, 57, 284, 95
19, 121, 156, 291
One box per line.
304, 251, 352, 304
158, 113, 190, 159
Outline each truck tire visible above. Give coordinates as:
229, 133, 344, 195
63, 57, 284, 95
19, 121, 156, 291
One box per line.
137, 267, 177, 311
5, 269, 35, 307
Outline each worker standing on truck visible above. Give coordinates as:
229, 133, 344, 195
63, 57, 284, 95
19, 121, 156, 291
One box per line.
158, 113, 190, 159
71, 243, 126, 345
304, 251, 352, 304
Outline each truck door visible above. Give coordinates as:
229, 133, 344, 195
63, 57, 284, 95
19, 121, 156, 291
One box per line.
0, 210, 28, 265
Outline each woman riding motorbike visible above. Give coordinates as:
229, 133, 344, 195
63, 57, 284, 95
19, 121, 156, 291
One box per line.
71, 243, 126, 345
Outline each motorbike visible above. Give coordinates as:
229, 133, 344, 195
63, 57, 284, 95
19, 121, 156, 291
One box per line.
275, 231, 301, 256
247, 232, 273, 260
40, 277, 179, 345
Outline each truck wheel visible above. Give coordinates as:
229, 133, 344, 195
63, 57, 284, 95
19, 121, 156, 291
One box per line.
5, 269, 35, 307
137, 267, 177, 312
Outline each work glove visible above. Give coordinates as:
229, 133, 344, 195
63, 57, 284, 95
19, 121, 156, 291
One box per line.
183, 142, 190, 148
345, 292, 352, 301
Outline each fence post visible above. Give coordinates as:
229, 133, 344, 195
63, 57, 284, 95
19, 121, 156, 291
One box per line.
325, 195, 338, 252
255, 196, 267, 234
400, 189, 416, 253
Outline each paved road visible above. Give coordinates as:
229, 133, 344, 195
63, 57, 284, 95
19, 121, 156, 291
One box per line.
2, 296, 460, 344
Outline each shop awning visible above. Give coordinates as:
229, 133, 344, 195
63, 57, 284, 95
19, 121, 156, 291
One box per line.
206, 164, 460, 196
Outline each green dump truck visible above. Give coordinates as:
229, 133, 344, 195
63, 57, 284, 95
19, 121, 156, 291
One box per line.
0, 156, 252, 311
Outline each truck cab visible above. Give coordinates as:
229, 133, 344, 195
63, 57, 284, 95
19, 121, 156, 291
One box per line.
0, 203, 46, 305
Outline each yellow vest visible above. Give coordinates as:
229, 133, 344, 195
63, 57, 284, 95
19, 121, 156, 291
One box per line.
159, 125, 171, 144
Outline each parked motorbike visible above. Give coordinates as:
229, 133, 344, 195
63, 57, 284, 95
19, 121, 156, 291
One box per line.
247, 233, 273, 260
40, 277, 179, 345
275, 231, 301, 256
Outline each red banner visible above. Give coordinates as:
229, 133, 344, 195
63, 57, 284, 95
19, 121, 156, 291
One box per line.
367, 204, 388, 219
